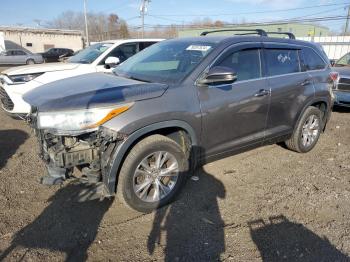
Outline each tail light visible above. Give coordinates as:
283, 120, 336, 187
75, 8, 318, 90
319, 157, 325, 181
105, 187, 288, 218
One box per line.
330, 72, 339, 82
329, 72, 339, 91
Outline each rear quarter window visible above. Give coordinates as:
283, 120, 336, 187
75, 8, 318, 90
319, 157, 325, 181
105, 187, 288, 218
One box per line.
301, 48, 327, 71
265, 49, 300, 76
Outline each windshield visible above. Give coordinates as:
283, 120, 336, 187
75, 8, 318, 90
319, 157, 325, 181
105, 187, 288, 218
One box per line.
68, 43, 113, 64
114, 40, 217, 83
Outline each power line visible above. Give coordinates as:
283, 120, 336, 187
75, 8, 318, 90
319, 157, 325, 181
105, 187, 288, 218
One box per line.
147, 6, 347, 25
140, 15, 350, 29
148, 2, 350, 17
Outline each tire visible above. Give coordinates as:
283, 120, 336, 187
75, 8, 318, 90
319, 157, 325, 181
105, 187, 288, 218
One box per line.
285, 106, 322, 153
117, 134, 189, 213
26, 59, 35, 65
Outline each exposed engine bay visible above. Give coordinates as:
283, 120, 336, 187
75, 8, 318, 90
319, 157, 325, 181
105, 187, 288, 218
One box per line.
34, 125, 127, 196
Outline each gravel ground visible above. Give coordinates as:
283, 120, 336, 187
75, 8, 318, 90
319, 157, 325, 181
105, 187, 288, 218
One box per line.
0, 108, 349, 261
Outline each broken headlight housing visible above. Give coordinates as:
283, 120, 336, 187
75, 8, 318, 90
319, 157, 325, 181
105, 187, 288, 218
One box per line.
37, 103, 132, 134
9, 73, 44, 84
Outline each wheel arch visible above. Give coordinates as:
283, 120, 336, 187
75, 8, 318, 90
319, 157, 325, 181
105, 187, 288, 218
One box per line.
104, 120, 198, 194
294, 98, 330, 131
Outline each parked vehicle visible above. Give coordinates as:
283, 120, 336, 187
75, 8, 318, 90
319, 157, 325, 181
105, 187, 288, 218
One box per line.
0, 49, 43, 65
332, 52, 350, 107
40, 48, 74, 63
0, 39, 163, 116
24, 30, 334, 212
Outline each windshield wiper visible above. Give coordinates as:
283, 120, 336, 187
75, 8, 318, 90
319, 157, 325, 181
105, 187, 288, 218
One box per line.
113, 71, 151, 83
128, 76, 151, 83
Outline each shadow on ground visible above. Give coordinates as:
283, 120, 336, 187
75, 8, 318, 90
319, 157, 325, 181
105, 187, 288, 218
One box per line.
249, 215, 349, 261
0, 129, 28, 170
0, 182, 113, 261
333, 105, 350, 113
147, 167, 226, 261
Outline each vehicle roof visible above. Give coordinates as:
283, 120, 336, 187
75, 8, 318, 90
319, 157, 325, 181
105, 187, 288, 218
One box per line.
167, 35, 321, 49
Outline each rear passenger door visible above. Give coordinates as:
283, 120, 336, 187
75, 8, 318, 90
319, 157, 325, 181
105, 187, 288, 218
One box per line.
199, 43, 270, 157
263, 44, 314, 141
300, 47, 329, 100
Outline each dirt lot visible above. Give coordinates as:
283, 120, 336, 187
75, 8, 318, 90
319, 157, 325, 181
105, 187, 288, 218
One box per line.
0, 108, 349, 261
0, 67, 9, 72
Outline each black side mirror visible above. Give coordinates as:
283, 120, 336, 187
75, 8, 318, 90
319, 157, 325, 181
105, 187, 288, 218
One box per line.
197, 66, 237, 86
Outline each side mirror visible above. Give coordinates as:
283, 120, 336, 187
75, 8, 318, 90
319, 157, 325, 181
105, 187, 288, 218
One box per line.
105, 56, 120, 68
197, 66, 237, 86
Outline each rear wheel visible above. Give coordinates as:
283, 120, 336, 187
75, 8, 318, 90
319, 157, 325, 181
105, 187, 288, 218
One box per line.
26, 59, 35, 65
285, 106, 322, 153
117, 135, 189, 213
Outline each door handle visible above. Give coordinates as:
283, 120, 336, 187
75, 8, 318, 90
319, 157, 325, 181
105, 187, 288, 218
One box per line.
301, 79, 312, 86
254, 89, 270, 97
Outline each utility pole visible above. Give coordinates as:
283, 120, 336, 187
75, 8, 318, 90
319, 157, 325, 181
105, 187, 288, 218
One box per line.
140, 0, 150, 38
345, 5, 350, 36
84, 0, 89, 46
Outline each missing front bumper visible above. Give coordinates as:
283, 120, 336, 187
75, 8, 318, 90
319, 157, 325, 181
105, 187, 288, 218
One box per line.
35, 127, 126, 196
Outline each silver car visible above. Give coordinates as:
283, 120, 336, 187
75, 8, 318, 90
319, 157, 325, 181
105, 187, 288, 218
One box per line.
0, 49, 43, 65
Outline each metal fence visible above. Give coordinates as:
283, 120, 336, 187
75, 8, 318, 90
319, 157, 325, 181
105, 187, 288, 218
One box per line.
297, 36, 350, 60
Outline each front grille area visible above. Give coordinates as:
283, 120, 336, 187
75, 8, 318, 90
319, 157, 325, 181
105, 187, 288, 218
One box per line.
339, 78, 350, 85
0, 86, 14, 111
337, 83, 350, 91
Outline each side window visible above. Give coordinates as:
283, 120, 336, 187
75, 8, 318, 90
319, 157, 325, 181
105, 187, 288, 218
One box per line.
139, 42, 157, 51
16, 50, 26, 56
265, 49, 300, 76
216, 48, 261, 82
104, 43, 138, 63
301, 48, 327, 71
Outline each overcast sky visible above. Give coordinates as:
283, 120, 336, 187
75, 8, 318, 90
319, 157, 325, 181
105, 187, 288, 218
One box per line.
0, 0, 348, 32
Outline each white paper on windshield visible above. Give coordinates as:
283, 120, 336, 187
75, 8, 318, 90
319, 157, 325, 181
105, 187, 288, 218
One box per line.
186, 45, 212, 52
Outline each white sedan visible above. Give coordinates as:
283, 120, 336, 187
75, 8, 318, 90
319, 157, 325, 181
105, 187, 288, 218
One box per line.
0, 39, 163, 117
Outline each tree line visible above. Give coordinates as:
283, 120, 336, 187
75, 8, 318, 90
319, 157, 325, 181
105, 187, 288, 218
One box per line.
45, 11, 232, 41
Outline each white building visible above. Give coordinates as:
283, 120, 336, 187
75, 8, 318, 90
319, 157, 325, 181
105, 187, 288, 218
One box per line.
0, 32, 5, 52
0, 26, 84, 53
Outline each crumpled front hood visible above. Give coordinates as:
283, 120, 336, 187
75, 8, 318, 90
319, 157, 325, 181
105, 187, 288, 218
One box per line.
23, 72, 168, 112
3, 62, 81, 75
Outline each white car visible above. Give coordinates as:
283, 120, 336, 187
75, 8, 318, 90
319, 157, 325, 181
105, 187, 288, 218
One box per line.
0, 39, 163, 117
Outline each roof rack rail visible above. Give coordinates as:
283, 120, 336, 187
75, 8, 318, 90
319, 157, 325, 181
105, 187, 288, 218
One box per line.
267, 32, 296, 39
200, 29, 268, 37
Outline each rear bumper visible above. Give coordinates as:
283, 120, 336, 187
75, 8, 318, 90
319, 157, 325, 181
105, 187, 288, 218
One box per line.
334, 90, 350, 107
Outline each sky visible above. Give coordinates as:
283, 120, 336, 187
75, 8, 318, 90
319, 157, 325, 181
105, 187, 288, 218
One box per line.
0, 0, 349, 32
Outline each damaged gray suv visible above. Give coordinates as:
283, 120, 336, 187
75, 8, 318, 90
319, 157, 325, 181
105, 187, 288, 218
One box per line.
24, 29, 335, 212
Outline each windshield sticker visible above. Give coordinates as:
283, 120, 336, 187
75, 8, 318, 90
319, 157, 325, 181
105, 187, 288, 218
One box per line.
186, 45, 212, 52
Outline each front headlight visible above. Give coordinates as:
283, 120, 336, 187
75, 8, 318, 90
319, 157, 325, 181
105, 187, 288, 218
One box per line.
37, 103, 132, 133
9, 73, 44, 84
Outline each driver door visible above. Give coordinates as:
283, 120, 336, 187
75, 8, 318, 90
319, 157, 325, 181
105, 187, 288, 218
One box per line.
198, 43, 270, 158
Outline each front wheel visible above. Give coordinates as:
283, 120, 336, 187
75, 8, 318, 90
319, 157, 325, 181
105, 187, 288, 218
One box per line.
117, 135, 189, 213
285, 106, 322, 153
